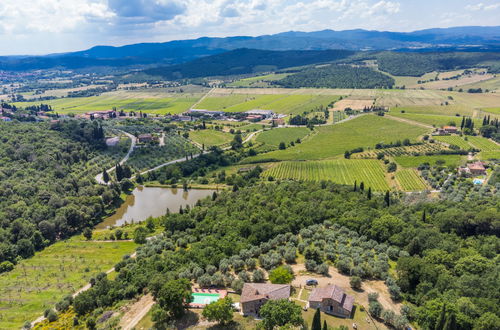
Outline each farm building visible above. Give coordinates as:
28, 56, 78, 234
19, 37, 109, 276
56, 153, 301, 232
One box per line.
443, 126, 458, 134
188, 109, 225, 117
467, 162, 486, 175
240, 283, 290, 316
308, 285, 354, 318
245, 109, 275, 119
138, 133, 154, 143
106, 137, 120, 147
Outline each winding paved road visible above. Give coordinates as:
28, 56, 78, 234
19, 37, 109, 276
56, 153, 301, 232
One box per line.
95, 131, 137, 184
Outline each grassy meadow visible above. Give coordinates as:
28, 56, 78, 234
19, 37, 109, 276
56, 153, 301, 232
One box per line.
189, 129, 233, 147
245, 115, 430, 162
255, 127, 311, 147
0, 239, 137, 329
263, 159, 390, 191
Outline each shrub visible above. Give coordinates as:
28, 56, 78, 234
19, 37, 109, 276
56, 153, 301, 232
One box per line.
252, 269, 265, 283
316, 263, 329, 276
368, 292, 379, 302
231, 279, 244, 294
269, 266, 294, 284
305, 259, 317, 272
46, 309, 58, 322
369, 301, 383, 318
350, 276, 362, 290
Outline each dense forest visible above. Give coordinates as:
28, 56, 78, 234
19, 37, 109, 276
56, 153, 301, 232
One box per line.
0, 121, 123, 268
376, 52, 500, 76
276, 65, 395, 89
143, 49, 355, 79
69, 182, 499, 329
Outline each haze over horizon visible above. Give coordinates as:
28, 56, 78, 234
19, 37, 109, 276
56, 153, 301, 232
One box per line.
1, 0, 500, 56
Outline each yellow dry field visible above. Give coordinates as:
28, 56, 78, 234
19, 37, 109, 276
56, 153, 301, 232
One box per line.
332, 98, 375, 111
23, 84, 104, 99
417, 73, 495, 90
438, 70, 466, 79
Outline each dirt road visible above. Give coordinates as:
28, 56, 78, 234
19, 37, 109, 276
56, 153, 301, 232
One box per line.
119, 294, 155, 330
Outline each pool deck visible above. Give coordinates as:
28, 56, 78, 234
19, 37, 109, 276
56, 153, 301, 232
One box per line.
189, 288, 228, 308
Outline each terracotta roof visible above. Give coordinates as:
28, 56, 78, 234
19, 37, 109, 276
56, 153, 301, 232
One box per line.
467, 162, 486, 171
240, 283, 290, 303
443, 126, 457, 130
309, 285, 354, 312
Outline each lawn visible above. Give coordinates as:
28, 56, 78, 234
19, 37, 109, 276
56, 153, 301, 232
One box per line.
263, 159, 390, 191
256, 127, 311, 147
245, 115, 430, 162
302, 304, 380, 330
0, 240, 137, 329
189, 129, 233, 147
394, 155, 465, 168
396, 169, 429, 191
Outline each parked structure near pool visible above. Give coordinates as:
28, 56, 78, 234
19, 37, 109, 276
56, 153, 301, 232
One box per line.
240, 283, 290, 316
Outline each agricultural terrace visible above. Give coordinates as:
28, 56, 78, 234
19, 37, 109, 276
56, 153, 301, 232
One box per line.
394, 155, 466, 168
391, 105, 476, 118
263, 159, 390, 191
195, 93, 339, 115
255, 127, 310, 147
351, 143, 449, 159
245, 115, 430, 162
466, 136, 500, 151
395, 169, 429, 191
433, 136, 474, 150
188, 129, 233, 147
238, 123, 269, 132
0, 240, 137, 329
13, 90, 203, 115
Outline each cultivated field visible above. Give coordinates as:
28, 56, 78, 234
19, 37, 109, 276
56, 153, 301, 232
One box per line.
467, 136, 500, 151
395, 169, 429, 191
263, 159, 390, 191
245, 115, 430, 162
417, 72, 494, 90
433, 136, 474, 150
331, 98, 374, 111
189, 129, 233, 147
352, 143, 450, 159
389, 112, 481, 128
394, 155, 465, 168
0, 240, 137, 329
196, 93, 338, 115
255, 127, 310, 147
13, 90, 203, 115
227, 73, 290, 87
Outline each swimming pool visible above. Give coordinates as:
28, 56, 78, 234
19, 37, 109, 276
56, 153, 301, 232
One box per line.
191, 293, 220, 305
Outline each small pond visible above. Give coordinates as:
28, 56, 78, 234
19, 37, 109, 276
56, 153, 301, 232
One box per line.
96, 186, 216, 229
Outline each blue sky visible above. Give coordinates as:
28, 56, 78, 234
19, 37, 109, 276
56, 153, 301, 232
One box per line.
0, 0, 499, 55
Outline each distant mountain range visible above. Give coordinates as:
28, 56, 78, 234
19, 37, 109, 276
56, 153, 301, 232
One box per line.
1, 26, 499, 71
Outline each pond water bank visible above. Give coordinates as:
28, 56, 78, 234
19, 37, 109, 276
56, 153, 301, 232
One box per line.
96, 186, 216, 229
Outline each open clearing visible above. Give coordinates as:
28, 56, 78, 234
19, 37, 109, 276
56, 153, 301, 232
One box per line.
189, 129, 233, 147
0, 239, 137, 329
263, 159, 390, 191
417, 72, 494, 90
331, 98, 374, 111
245, 115, 430, 162
227, 73, 291, 87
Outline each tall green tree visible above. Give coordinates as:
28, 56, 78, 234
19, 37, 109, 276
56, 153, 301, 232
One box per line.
102, 169, 110, 183
312, 308, 322, 330
202, 297, 233, 325
259, 299, 304, 330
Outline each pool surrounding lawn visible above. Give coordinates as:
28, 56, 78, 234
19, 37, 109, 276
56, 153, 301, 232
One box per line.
189, 289, 228, 308
192, 293, 220, 305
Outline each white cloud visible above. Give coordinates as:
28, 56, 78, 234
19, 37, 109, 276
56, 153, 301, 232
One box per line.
465, 2, 500, 11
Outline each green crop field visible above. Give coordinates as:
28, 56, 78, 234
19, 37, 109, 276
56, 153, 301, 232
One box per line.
467, 136, 500, 151
0, 239, 137, 329
396, 169, 429, 191
228, 73, 291, 87
263, 159, 390, 190
483, 107, 500, 115
238, 123, 269, 132
245, 115, 430, 162
394, 154, 465, 168
479, 150, 500, 160
256, 127, 310, 147
391, 105, 475, 117
189, 129, 233, 147
389, 112, 481, 128
13, 92, 200, 115
196, 94, 338, 115
433, 135, 473, 150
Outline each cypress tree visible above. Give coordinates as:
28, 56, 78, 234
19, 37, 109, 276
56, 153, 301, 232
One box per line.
102, 169, 110, 183
360, 182, 365, 192
461, 116, 465, 130
435, 304, 446, 330
115, 164, 123, 181
443, 312, 456, 330
312, 308, 322, 330
322, 320, 328, 330
422, 210, 426, 222
353, 180, 357, 192
367, 187, 372, 200
384, 191, 390, 207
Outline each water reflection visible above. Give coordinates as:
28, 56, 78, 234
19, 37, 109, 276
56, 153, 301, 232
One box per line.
96, 186, 215, 229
